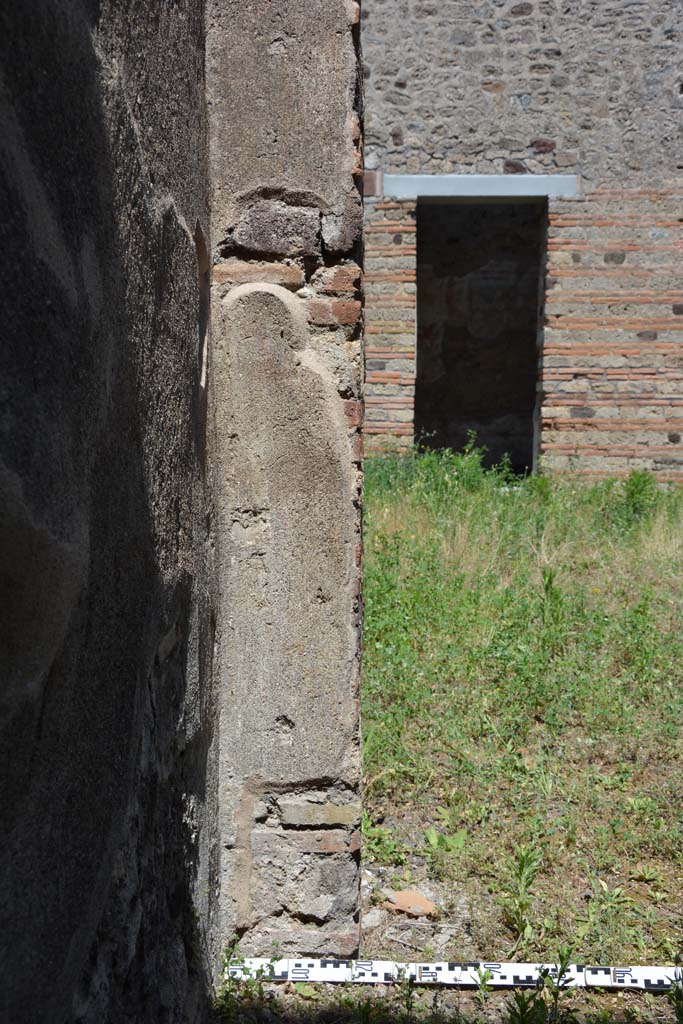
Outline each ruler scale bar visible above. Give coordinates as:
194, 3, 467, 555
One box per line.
226, 958, 680, 992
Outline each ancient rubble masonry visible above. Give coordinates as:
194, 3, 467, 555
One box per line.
206, 0, 363, 958
364, 186, 683, 480
361, 0, 683, 480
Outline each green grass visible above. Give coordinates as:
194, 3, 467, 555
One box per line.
362, 444, 683, 964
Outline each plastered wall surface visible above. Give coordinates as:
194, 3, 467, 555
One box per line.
1, 3, 216, 1021
206, 0, 364, 958
362, 0, 683, 478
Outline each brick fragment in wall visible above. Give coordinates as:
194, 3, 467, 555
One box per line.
311, 262, 361, 294
308, 297, 362, 326
213, 260, 305, 289
343, 399, 363, 429
363, 169, 383, 195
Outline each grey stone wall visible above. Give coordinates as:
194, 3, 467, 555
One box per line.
1, 3, 216, 1021
207, 0, 364, 959
362, 0, 682, 181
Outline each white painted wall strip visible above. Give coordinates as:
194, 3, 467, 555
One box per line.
227, 958, 680, 992
382, 173, 581, 200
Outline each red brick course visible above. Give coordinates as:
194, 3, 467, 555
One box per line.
363, 187, 683, 476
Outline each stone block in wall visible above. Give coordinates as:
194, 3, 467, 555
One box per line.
278, 798, 362, 828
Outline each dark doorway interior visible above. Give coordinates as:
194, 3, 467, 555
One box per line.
415, 200, 546, 472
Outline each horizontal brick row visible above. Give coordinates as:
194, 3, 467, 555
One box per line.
366, 371, 416, 384
366, 352, 413, 360
547, 240, 683, 252
548, 266, 683, 278
366, 247, 417, 258
366, 295, 417, 306
544, 326, 682, 340
544, 342, 683, 352
547, 290, 683, 303
546, 316, 683, 330
365, 269, 416, 282
549, 216, 683, 228
542, 418, 683, 429
364, 422, 413, 434
589, 187, 683, 198
374, 200, 418, 210
542, 443, 683, 456
366, 396, 414, 406
543, 395, 683, 406
366, 222, 417, 233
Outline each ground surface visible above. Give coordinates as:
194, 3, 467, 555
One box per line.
215, 967, 680, 1024
360, 448, 683, 970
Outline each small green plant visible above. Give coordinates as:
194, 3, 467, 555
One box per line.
621, 468, 659, 526
424, 825, 467, 853
667, 950, 683, 1024
423, 824, 467, 879
215, 942, 275, 1021
505, 988, 548, 1024
474, 966, 493, 1008
362, 811, 407, 866
501, 844, 542, 954
393, 966, 417, 1023
576, 877, 636, 959
539, 945, 574, 1022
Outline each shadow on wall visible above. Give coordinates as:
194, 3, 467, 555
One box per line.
0, 3, 214, 1022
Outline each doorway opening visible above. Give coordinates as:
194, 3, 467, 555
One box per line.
414, 199, 546, 473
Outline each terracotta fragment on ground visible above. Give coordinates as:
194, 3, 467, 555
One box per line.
382, 888, 436, 917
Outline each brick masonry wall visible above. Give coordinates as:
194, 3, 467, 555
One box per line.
365, 199, 417, 448
542, 184, 683, 479
361, 1, 683, 476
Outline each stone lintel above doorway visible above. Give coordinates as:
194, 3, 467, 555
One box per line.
364, 170, 582, 200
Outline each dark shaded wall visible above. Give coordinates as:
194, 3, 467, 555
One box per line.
415, 201, 545, 470
0, 3, 216, 1021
